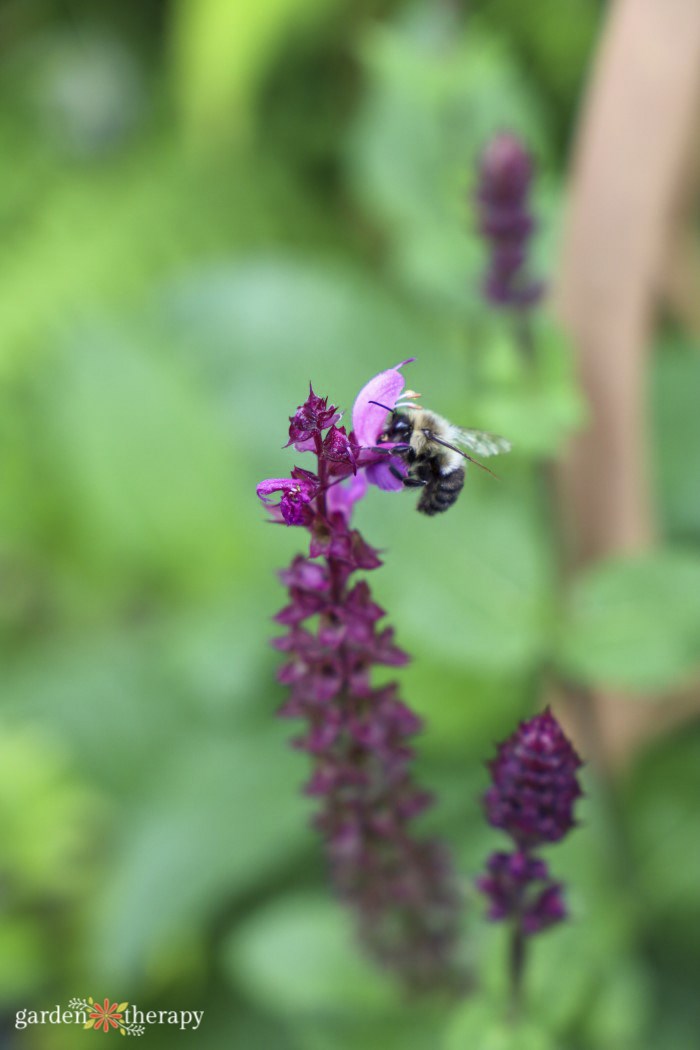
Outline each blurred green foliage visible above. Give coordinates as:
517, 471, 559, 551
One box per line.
0, 1, 699, 1048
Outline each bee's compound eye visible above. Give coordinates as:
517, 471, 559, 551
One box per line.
390, 417, 411, 437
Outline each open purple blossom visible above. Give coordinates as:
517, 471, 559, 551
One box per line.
351, 360, 413, 491
257, 468, 319, 525
475, 132, 543, 310
478, 708, 583, 1007
256, 360, 414, 524
257, 369, 462, 991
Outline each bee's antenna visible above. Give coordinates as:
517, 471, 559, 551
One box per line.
367, 400, 395, 414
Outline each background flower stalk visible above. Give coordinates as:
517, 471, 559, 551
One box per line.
477, 708, 583, 1011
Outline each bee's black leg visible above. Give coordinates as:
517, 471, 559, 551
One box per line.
389, 444, 416, 464
389, 465, 425, 486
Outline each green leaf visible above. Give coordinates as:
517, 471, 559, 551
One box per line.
622, 729, 700, 932
0, 726, 98, 900
651, 336, 700, 540
557, 551, 700, 692
349, 9, 545, 315
445, 1000, 560, 1050
0, 138, 273, 372
170, 0, 339, 144
477, 315, 587, 457
44, 327, 241, 593
157, 256, 435, 468
223, 893, 397, 1014
87, 729, 309, 984
581, 961, 653, 1047
373, 484, 553, 675
0, 919, 48, 1005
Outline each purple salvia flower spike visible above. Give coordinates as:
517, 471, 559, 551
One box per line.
258, 367, 462, 992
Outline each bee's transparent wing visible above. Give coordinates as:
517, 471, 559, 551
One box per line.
452, 428, 512, 458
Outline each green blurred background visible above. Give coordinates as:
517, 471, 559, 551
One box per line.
2, 1, 700, 1047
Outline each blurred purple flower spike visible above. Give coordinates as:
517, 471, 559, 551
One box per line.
478, 707, 583, 1008
476, 132, 543, 310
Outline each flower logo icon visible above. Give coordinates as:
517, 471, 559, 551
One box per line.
67, 998, 144, 1036
87, 999, 126, 1032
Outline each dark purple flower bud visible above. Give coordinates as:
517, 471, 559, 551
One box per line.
479, 134, 533, 198
475, 132, 543, 309
286, 384, 340, 448
476, 851, 566, 933
279, 556, 328, 592
523, 881, 567, 934
321, 425, 358, 470
483, 707, 583, 850
290, 465, 319, 485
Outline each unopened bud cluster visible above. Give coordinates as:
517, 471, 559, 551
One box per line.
478, 708, 583, 934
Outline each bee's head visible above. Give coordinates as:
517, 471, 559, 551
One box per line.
383, 411, 413, 443
368, 401, 414, 444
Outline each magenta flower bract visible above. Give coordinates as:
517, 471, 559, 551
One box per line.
257, 367, 462, 991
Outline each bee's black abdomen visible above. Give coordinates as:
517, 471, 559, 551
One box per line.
417, 467, 465, 515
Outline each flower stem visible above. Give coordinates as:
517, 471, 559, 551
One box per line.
508, 917, 526, 1019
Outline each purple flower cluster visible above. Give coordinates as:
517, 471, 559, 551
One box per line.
478, 708, 583, 938
478, 852, 565, 935
258, 365, 461, 990
476, 132, 543, 310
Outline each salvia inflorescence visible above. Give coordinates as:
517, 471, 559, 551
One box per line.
257, 362, 463, 991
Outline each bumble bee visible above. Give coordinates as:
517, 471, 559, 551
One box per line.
370, 399, 511, 515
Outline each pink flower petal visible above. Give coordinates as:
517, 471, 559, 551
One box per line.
327, 473, 368, 521
366, 460, 406, 491
352, 359, 414, 446
256, 478, 296, 502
